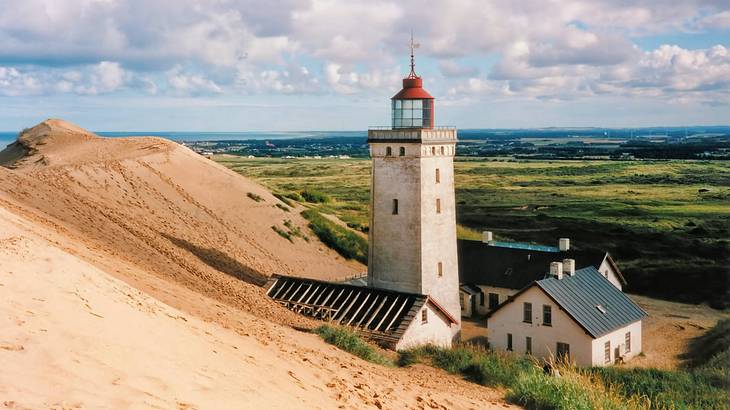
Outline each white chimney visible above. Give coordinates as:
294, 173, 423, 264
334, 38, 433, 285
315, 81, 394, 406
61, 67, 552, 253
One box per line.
563, 258, 575, 276
550, 262, 564, 279
482, 231, 493, 243
559, 238, 570, 251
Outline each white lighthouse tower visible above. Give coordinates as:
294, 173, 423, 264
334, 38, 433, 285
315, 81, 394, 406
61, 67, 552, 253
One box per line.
367, 40, 460, 339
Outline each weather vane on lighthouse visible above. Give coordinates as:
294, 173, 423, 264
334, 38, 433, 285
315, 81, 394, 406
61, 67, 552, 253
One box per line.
408, 31, 420, 79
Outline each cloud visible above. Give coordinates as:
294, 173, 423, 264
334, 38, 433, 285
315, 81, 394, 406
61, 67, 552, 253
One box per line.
0, 0, 727, 104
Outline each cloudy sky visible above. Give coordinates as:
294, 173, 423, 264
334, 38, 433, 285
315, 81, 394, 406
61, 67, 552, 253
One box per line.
0, 0, 729, 131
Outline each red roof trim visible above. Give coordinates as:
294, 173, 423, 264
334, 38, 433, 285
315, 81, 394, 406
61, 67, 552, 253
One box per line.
391, 88, 434, 99
425, 295, 459, 324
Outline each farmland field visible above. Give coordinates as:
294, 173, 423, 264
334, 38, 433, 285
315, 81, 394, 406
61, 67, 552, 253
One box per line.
216, 156, 730, 308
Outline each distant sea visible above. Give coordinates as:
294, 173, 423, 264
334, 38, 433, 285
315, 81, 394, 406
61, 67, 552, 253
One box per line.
0, 130, 367, 151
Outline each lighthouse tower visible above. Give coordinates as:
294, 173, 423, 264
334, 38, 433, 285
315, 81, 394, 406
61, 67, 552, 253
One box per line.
367, 41, 460, 338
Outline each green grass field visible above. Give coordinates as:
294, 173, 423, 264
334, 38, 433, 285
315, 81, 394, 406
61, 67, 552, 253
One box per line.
216, 156, 730, 308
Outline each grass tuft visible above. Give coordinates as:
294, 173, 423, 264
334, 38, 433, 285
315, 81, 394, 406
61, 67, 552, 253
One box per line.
314, 325, 392, 366
301, 209, 367, 263
301, 189, 331, 203
247, 192, 264, 202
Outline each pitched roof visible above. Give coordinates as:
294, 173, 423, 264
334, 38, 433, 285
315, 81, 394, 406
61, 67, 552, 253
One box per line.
487, 267, 647, 338
457, 239, 626, 289
266, 275, 455, 346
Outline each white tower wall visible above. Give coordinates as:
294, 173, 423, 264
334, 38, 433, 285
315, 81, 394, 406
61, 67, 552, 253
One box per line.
367, 128, 461, 339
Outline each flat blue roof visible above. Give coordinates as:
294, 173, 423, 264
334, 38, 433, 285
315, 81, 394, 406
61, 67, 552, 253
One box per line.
487, 241, 560, 253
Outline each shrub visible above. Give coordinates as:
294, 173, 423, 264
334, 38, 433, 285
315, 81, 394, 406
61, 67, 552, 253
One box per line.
273, 192, 295, 207
283, 191, 304, 202
301, 189, 331, 203
301, 209, 367, 263
247, 192, 264, 202
271, 225, 293, 242
275, 203, 290, 212
314, 325, 392, 366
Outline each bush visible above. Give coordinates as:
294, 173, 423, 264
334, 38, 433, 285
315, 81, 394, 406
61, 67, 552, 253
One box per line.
275, 203, 290, 212
301, 209, 367, 263
271, 225, 292, 242
273, 192, 295, 207
301, 189, 331, 203
314, 325, 392, 366
247, 192, 264, 202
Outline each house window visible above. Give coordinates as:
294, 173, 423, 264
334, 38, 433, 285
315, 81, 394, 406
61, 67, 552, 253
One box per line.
386, 146, 392, 156
421, 309, 428, 324
459, 295, 465, 309
399, 146, 405, 156
604, 341, 611, 364
556, 342, 570, 362
625, 332, 631, 353
436, 198, 441, 213
507, 333, 513, 351
523, 302, 532, 323
435, 168, 440, 183
543, 305, 552, 326
479, 290, 485, 306
526, 337, 532, 354
437, 262, 443, 277
392, 199, 399, 215
488, 293, 499, 309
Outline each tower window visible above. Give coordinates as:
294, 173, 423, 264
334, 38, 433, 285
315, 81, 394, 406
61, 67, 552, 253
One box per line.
386, 146, 392, 156
437, 262, 443, 277
440, 146, 445, 155
399, 146, 405, 156
431, 146, 436, 155
392, 199, 399, 215
435, 168, 440, 183
421, 309, 428, 324
436, 198, 441, 213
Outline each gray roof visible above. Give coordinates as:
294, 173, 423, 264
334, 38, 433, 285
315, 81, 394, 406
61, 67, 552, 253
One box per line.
489, 266, 647, 338
458, 239, 627, 290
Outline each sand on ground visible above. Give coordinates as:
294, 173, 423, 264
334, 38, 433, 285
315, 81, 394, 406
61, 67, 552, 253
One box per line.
0, 120, 515, 409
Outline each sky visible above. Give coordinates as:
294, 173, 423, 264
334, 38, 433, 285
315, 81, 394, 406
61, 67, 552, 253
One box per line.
0, 0, 729, 131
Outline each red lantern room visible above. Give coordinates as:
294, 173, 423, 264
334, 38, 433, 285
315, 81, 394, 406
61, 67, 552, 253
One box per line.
391, 38, 434, 129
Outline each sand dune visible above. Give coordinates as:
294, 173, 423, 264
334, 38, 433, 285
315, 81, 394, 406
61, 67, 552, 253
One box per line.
0, 119, 362, 326
0, 120, 512, 409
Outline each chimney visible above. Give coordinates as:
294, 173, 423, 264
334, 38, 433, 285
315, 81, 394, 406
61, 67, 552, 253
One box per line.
482, 231, 493, 244
550, 261, 564, 280
559, 238, 570, 251
563, 258, 575, 276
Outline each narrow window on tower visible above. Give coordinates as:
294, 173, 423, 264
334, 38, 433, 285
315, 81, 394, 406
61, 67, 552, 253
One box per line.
399, 146, 405, 156
386, 146, 392, 156
437, 262, 443, 277
431, 146, 436, 155
421, 309, 428, 324
440, 146, 445, 155
436, 198, 441, 213
392, 199, 399, 215
435, 168, 440, 183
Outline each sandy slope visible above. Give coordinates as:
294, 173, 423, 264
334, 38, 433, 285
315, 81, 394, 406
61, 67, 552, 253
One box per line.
0, 120, 513, 409
0, 119, 363, 327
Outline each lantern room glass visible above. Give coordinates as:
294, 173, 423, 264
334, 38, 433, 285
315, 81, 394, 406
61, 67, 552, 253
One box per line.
392, 99, 432, 128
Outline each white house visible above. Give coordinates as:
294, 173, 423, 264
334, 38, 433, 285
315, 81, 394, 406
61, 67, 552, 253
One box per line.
458, 235, 627, 318
486, 264, 647, 367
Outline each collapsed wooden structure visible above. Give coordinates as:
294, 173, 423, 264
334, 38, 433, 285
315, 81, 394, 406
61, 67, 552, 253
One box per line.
266, 275, 432, 346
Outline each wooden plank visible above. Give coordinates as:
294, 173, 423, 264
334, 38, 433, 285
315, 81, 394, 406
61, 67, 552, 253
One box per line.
270, 279, 291, 299
329, 290, 354, 320
302, 285, 322, 305
352, 294, 379, 328
315, 288, 344, 316
295, 284, 315, 303
266, 279, 280, 297
335, 291, 361, 323
286, 282, 305, 302
363, 296, 388, 329
383, 298, 410, 333
345, 293, 372, 326
374, 296, 400, 332
310, 285, 333, 306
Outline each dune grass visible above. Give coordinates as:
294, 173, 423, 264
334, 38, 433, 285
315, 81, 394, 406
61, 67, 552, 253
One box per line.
301, 209, 367, 264
314, 325, 393, 366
